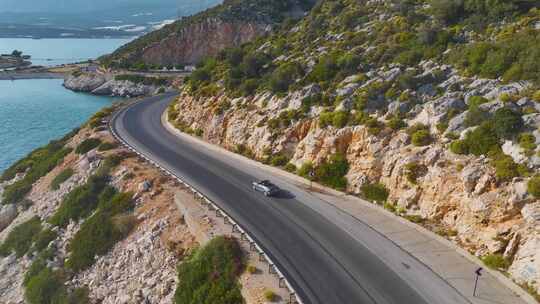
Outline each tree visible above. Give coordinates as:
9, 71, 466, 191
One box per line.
492, 107, 523, 139
11, 50, 23, 57
430, 0, 464, 23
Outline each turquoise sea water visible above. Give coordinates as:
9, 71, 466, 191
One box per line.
0, 38, 131, 66
0, 79, 115, 173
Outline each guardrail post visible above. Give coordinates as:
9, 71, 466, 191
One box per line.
259, 253, 265, 262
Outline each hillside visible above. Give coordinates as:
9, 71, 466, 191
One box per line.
103, 0, 316, 68
167, 0, 540, 300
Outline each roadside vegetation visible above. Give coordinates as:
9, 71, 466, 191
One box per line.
50, 168, 74, 190
174, 236, 245, 304
1, 132, 75, 205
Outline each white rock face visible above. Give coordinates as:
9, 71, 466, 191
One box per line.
0, 204, 17, 232
64, 74, 160, 97
64, 73, 108, 92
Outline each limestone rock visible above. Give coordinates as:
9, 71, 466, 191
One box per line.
0, 204, 17, 232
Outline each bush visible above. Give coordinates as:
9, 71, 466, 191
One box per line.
492, 107, 523, 139
284, 163, 296, 172
97, 142, 117, 152
49, 174, 109, 227
315, 154, 349, 190
174, 237, 244, 304
270, 154, 289, 167
468, 96, 489, 108
482, 254, 510, 270
388, 116, 406, 131
75, 138, 101, 154
50, 168, 74, 190
0, 216, 41, 258
264, 290, 277, 302
32, 228, 57, 253
404, 162, 426, 184
2, 141, 72, 205
452, 122, 500, 156
464, 105, 489, 127
519, 133, 537, 152
25, 267, 67, 304
528, 176, 540, 199
297, 162, 314, 179
411, 130, 432, 146
269, 62, 302, 93
361, 183, 389, 203
246, 265, 257, 274
491, 153, 522, 181
66, 210, 130, 272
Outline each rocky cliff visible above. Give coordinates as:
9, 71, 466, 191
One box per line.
166, 0, 540, 298
139, 18, 269, 66
103, 0, 316, 68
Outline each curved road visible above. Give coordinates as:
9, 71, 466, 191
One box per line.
112, 94, 471, 304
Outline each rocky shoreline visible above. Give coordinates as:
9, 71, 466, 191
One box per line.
63, 73, 171, 98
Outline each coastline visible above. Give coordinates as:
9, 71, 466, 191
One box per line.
0, 71, 64, 80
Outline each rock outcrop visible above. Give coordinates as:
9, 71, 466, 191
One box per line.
168, 60, 540, 293
64, 73, 162, 97
139, 18, 270, 66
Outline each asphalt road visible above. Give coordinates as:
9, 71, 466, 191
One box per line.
112, 94, 471, 304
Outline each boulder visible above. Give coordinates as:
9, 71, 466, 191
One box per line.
63, 73, 108, 92
0, 204, 18, 232
521, 203, 540, 224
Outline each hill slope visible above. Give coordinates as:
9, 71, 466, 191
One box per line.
167, 0, 540, 300
103, 0, 316, 68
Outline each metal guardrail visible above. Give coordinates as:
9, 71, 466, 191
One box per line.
109, 105, 305, 304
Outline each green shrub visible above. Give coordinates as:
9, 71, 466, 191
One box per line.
0, 216, 41, 257
404, 162, 426, 184
174, 236, 244, 304
404, 214, 425, 224
411, 130, 432, 146
519, 133, 537, 152
361, 183, 389, 203
66, 209, 131, 272
49, 174, 109, 227
270, 154, 289, 167
97, 142, 117, 152
297, 162, 315, 179
2, 142, 72, 205
528, 176, 540, 199
50, 168, 74, 190
246, 265, 257, 274
32, 228, 57, 253
315, 154, 349, 190
263, 290, 277, 302
490, 153, 522, 181
75, 138, 101, 154
533, 90, 540, 103
482, 254, 510, 270
468, 96, 489, 108
284, 163, 297, 173
269, 62, 302, 93
332, 111, 349, 128
450, 140, 469, 155
388, 116, 406, 131
25, 267, 67, 304
492, 107, 523, 139
452, 122, 500, 156
464, 105, 489, 127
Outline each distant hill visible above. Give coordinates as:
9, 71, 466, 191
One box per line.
103, 0, 316, 68
0, 0, 222, 38
0, 0, 220, 14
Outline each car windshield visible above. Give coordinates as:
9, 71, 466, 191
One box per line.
260, 180, 276, 188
